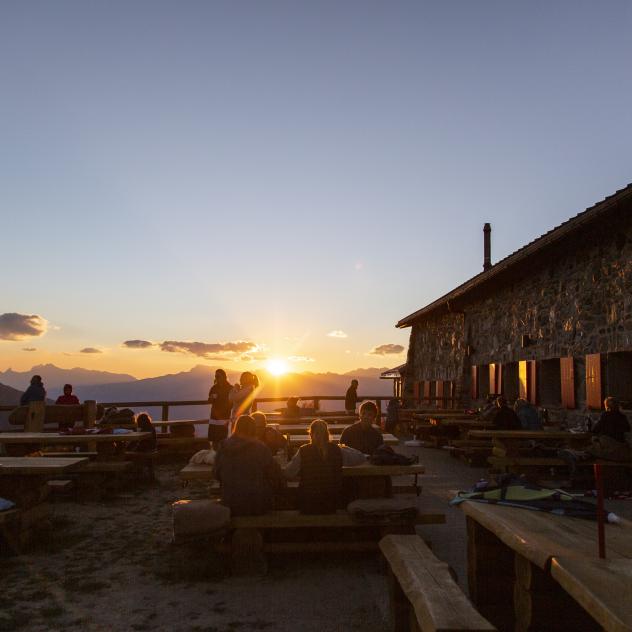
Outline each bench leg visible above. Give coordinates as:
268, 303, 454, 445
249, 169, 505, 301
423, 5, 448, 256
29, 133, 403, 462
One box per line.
230, 528, 267, 576
387, 568, 410, 632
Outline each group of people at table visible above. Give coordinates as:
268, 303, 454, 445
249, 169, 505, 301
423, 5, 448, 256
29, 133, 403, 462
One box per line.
478, 392, 632, 464
207, 369, 389, 517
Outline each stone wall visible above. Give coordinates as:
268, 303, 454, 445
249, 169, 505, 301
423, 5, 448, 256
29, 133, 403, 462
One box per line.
404, 199, 632, 420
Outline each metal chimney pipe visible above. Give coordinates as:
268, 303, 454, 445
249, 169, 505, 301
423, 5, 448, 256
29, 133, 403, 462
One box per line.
483, 223, 492, 271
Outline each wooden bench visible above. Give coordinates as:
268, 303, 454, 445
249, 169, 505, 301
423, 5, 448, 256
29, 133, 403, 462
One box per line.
379, 534, 496, 631
223, 509, 445, 574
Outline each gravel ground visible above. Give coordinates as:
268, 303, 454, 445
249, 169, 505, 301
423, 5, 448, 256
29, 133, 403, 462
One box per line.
0, 446, 487, 632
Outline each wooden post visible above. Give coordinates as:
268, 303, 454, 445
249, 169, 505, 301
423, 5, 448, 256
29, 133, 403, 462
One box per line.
252, 400, 258, 412
25, 401, 45, 432
313, 398, 320, 412
161, 404, 169, 421
595, 463, 606, 559
375, 399, 381, 422
84, 400, 97, 429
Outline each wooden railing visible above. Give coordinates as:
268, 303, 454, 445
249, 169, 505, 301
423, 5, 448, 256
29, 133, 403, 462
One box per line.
1, 395, 395, 420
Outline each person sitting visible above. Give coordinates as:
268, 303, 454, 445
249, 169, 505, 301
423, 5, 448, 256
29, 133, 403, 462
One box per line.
514, 398, 542, 430
20, 375, 46, 405
479, 394, 498, 420
283, 397, 302, 418
133, 412, 157, 452
586, 397, 632, 462
56, 384, 80, 405
283, 419, 344, 514
214, 415, 284, 516
492, 396, 521, 430
252, 411, 288, 455
339, 401, 384, 455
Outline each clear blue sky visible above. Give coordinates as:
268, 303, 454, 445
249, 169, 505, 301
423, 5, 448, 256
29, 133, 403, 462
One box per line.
1, 1, 631, 376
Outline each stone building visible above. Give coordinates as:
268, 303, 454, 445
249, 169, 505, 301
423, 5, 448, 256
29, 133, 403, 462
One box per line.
396, 182, 632, 423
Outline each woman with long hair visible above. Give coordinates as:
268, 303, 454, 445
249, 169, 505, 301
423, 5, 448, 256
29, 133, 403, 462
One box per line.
208, 369, 233, 448
284, 418, 344, 514
229, 371, 259, 419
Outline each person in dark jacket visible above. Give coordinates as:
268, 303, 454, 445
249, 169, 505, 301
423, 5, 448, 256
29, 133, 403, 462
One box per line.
492, 396, 521, 430
284, 419, 343, 514
514, 398, 542, 431
252, 411, 288, 455
345, 379, 359, 414
283, 397, 302, 418
207, 369, 233, 447
340, 401, 384, 455
55, 384, 80, 405
593, 397, 630, 443
214, 415, 284, 516
20, 375, 46, 405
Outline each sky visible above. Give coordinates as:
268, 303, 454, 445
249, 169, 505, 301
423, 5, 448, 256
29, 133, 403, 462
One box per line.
1, 1, 631, 378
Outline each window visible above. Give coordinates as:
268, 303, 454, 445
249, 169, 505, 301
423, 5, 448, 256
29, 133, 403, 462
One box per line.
539, 358, 561, 407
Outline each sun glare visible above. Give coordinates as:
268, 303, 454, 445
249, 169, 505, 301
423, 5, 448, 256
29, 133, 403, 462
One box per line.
266, 358, 288, 376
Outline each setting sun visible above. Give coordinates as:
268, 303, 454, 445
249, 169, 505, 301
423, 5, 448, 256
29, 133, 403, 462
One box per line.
266, 358, 289, 376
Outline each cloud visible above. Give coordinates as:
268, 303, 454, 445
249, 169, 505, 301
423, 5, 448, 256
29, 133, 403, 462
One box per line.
288, 356, 315, 363
22, 347, 37, 352
327, 330, 348, 338
241, 353, 269, 362
160, 340, 258, 359
369, 343, 405, 355
123, 339, 154, 349
80, 347, 102, 354
0, 313, 48, 341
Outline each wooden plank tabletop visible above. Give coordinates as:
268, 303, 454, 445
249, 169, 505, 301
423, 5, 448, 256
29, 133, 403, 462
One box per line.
460, 500, 632, 570
468, 430, 590, 440
289, 433, 399, 446
278, 423, 382, 434
180, 462, 425, 481
551, 557, 632, 632
0, 432, 152, 445
273, 415, 357, 424
0, 456, 89, 474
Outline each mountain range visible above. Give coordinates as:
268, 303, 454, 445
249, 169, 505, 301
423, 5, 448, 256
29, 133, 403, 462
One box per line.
0, 364, 396, 422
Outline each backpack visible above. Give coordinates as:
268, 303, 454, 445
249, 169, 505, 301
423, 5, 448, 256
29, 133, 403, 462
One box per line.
369, 444, 418, 466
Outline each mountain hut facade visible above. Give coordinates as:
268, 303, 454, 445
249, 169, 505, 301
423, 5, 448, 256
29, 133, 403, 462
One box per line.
396, 183, 632, 424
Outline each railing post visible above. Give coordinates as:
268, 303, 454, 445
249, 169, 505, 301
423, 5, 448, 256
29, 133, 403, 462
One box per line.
252, 400, 258, 412
25, 400, 45, 432
84, 400, 97, 429
161, 404, 169, 421
313, 398, 320, 412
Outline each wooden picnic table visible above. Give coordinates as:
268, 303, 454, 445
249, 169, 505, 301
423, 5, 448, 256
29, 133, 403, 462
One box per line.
273, 415, 357, 424
468, 429, 591, 457
0, 431, 152, 445
288, 433, 399, 447
0, 456, 90, 549
275, 423, 382, 435
550, 557, 632, 632
460, 499, 632, 631
0, 456, 89, 475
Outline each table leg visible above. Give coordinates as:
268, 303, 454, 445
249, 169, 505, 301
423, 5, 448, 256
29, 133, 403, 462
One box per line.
466, 517, 515, 631
513, 554, 600, 632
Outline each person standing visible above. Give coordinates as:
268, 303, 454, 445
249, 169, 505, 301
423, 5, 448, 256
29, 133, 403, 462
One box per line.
230, 372, 259, 419
20, 375, 46, 405
207, 369, 233, 447
345, 379, 359, 414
